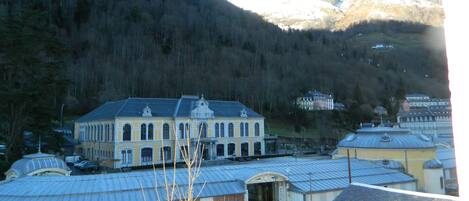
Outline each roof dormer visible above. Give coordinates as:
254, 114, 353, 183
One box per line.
240, 108, 248, 118
142, 105, 152, 117
190, 95, 214, 119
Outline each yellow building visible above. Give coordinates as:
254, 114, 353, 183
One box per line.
334, 127, 445, 194
73, 95, 265, 168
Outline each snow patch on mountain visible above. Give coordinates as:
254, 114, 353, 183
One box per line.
226, 0, 443, 30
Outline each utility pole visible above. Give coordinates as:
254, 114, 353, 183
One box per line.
60, 103, 65, 128
347, 149, 352, 184
308, 172, 313, 201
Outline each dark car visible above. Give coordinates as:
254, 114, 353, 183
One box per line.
78, 161, 98, 172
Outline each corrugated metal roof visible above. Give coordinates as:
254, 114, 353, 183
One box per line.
334, 183, 457, 201
76, 96, 262, 122
0, 157, 415, 200
338, 127, 435, 149
437, 149, 456, 169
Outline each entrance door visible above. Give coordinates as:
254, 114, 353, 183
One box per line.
247, 183, 274, 201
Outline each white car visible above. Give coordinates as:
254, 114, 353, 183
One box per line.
65, 155, 82, 166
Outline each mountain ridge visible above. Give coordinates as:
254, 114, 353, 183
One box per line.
227, 0, 444, 30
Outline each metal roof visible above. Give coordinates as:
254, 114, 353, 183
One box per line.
334, 183, 457, 201
423, 159, 443, 169
76, 96, 262, 122
436, 149, 456, 169
7, 153, 70, 177
0, 157, 415, 201
338, 127, 436, 149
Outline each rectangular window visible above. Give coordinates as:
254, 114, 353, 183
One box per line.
121, 150, 127, 165
217, 144, 225, 157
228, 143, 235, 156
241, 143, 249, 156
180, 146, 188, 160
254, 142, 261, 155
127, 150, 133, 164
161, 147, 172, 161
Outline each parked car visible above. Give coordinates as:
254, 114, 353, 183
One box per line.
74, 160, 88, 168
65, 155, 82, 166
79, 161, 98, 172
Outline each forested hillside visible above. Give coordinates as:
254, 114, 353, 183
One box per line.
1, 0, 449, 116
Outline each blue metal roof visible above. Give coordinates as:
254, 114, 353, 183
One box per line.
436, 149, 456, 169
334, 183, 457, 201
76, 96, 263, 122
338, 127, 436, 149
0, 157, 415, 200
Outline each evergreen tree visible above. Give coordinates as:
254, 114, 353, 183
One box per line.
395, 77, 407, 100
0, 7, 68, 162
353, 82, 364, 105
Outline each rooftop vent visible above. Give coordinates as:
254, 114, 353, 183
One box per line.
345, 134, 356, 142
419, 134, 431, 142
380, 133, 391, 142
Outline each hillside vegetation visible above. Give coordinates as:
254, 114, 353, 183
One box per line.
1, 0, 448, 117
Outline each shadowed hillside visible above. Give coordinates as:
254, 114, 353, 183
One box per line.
0, 0, 449, 117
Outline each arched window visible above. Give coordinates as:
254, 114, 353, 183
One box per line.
240, 123, 244, 137
199, 123, 207, 138
244, 123, 249, 137
163, 123, 170, 139
228, 123, 234, 137
93, 125, 96, 141
220, 123, 225, 137
141, 124, 147, 140
148, 124, 154, 140
185, 123, 190, 138
105, 125, 109, 141
123, 124, 131, 141
255, 123, 260, 137
179, 123, 185, 139
111, 124, 115, 141
215, 123, 220, 138
254, 142, 261, 155
141, 148, 153, 164
100, 125, 104, 141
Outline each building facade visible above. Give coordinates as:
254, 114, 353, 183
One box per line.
405, 94, 450, 108
296, 90, 334, 111
334, 127, 445, 194
397, 106, 453, 145
74, 96, 266, 168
